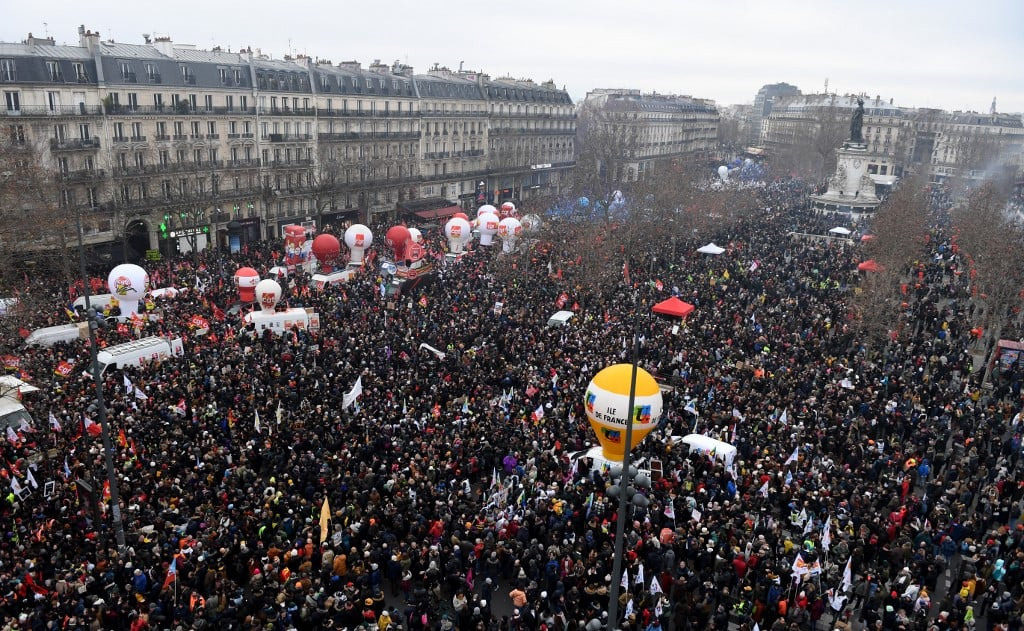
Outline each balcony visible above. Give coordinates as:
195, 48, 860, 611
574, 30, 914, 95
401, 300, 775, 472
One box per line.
206, 134, 220, 140
59, 169, 106, 182
1, 104, 104, 117
224, 159, 262, 169
171, 134, 187, 141
266, 107, 315, 117
50, 137, 100, 151
130, 135, 147, 142
268, 134, 312, 142
112, 135, 130, 144
423, 151, 450, 159
227, 133, 241, 139
154, 134, 170, 141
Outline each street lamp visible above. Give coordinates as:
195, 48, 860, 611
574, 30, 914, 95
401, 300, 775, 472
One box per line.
75, 207, 127, 555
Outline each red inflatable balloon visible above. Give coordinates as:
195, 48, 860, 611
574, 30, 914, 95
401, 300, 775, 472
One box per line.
311, 234, 342, 273
452, 212, 469, 221
385, 225, 411, 262
234, 267, 260, 303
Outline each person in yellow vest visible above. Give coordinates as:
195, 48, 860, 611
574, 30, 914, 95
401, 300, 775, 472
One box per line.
378, 609, 394, 630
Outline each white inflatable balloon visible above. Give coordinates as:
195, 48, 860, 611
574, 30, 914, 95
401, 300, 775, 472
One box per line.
717, 165, 729, 182
254, 278, 282, 313
344, 224, 373, 266
476, 204, 497, 218
498, 217, 523, 253
408, 228, 423, 244
477, 212, 500, 246
521, 214, 542, 233
444, 217, 472, 254
107, 264, 149, 316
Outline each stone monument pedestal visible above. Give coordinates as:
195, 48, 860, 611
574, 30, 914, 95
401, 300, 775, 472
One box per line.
812, 141, 881, 214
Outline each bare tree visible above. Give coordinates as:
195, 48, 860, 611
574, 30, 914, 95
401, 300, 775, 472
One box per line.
952, 183, 1024, 382
573, 101, 641, 208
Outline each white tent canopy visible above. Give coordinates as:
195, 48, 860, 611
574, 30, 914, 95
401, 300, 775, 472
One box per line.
697, 243, 725, 255
828, 227, 852, 235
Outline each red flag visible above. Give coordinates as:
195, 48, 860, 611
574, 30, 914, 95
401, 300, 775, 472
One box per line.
117, 428, 128, 448
555, 293, 568, 309
211, 302, 226, 321
83, 416, 102, 438
17, 328, 29, 339
54, 361, 75, 378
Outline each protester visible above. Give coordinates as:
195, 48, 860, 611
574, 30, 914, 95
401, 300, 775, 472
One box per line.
0, 178, 1021, 631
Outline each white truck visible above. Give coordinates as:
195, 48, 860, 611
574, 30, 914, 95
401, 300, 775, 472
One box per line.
93, 336, 185, 376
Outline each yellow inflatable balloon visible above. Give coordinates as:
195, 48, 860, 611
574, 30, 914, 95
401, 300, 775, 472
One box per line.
584, 364, 663, 461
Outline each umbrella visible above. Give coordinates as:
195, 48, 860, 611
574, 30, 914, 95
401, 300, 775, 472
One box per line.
696, 243, 725, 255
828, 227, 852, 235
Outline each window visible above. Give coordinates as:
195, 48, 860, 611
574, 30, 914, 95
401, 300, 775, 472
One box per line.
3, 91, 20, 113
131, 122, 142, 139
225, 95, 234, 111
127, 92, 138, 110
156, 121, 167, 137
191, 121, 201, 137
8, 124, 25, 145
176, 150, 186, 163
87, 187, 98, 208
47, 91, 61, 112
145, 63, 158, 81
159, 150, 169, 166
84, 156, 94, 172
154, 93, 164, 110
180, 65, 193, 82
117, 153, 128, 170
79, 123, 91, 140
113, 122, 125, 139
193, 149, 203, 164
57, 157, 69, 175
233, 68, 242, 85
219, 68, 229, 84
76, 63, 89, 81
189, 94, 197, 111
209, 148, 218, 164
228, 121, 237, 135
240, 95, 247, 110
119, 61, 134, 81
46, 61, 63, 82
173, 121, 184, 137
162, 180, 173, 199
0, 59, 15, 82
204, 95, 213, 111
207, 121, 216, 135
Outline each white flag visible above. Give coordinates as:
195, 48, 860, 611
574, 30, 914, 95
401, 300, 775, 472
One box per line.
650, 576, 663, 595
276, 400, 284, 425
254, 409, 261, 434
5, 425, 18, 443
684, 399, 698, 415
635, 563, 645, 586
620, 568, 629, 589
841, 557, 853, 592
691, 508, 702, 523
803, 513, 814, 535
26, 467, 39, 489
49, 411, 62, 432
754, 623, 761, 631
798, 507, 808, 527
624, 598, 634, 617
664, 502, 675, 520
10, 475, 23, 496
778, 409, 788, 426
828, 589, 847, 612
758, 481, 769, 498
785, 446, 799, 465
821, 516, 832, 551
342, 376, 363, 409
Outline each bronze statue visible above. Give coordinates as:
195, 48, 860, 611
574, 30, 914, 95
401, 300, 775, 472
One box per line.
850, 98, 865, 143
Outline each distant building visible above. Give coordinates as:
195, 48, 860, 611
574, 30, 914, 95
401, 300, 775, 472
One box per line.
908, 109, 1024, 185
0, 26, 575, 262
749, 82, 800, 146
579, 89, 719, 183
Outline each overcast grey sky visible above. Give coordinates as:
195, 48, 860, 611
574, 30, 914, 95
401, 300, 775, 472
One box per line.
5, 0, 1023, 113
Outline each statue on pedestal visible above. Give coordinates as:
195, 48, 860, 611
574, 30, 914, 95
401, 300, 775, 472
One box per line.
849, 98, 865, 143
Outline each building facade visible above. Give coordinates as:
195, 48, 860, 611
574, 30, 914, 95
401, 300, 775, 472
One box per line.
907, 109, 1024, 185
579, 89, 719, 183
0, 28, 575, 263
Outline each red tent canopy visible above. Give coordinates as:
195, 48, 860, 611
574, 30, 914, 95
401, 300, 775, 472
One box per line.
652, 296, 695, 319
857, 260, 884, 272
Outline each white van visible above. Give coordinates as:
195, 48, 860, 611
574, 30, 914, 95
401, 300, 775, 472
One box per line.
547, 310, 575, 327
242, 308, 321, 336
72, 294, 119, 313
25, 323, 88, 347
0, 376, 38, 433
312, 270, 357, 290
671, 434, 737, 467
94, 336, 185, 376
570, 446, 653, 481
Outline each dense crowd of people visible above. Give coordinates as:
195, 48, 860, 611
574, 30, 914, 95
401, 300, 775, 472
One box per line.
0, 178, 1022, 631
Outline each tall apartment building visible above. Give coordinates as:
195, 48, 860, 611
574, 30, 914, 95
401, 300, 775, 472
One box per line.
0, 27, 575, 263
579, 89, 719, 183
749, 82, 800, 146
908, 109, 1024, 184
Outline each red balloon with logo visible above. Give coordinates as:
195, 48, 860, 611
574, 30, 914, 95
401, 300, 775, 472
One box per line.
385, 225, 411, 262
234, 267, 260, 303
311, 234, 342, 273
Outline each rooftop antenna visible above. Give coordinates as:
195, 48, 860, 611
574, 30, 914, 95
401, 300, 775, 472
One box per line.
459, 60, 464, 72
288, 38, 293, 57
823, 78, 828, 94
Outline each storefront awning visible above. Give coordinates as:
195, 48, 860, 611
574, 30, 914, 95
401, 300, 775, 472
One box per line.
413, 205, 462, 220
